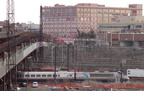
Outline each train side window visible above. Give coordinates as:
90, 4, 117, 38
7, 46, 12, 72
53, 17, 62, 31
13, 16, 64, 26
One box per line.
53, 74, 57, 77
36, 75, 41, 77
42, 74, 46, 77
20, 74, 24, 77
47, 75, 51, 77
17, 74, 21, 77
31, 75, 35, 77
25, 75, 29, 77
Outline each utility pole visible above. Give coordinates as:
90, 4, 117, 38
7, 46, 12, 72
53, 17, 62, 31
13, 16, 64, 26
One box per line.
6, 0, 15, 70
40, 5, 43, 43
26, 61, 29, 91
120, 59, 126, 83
6, 0, 15, 90
120, 62, 123, 83
7, 0, 15, 25
39, 5, 44, 59
51, 46, 55, 66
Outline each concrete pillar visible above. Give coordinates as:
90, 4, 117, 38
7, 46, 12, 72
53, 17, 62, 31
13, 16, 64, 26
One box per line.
3, 76, 6, 91
120, 42, 126, 47
0, 79, 3, 91
133, 41, 140, 47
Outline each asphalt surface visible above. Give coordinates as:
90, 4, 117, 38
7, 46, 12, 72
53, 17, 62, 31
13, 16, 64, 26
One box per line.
18, 86, 144, 91
17, 86, 102, 91
18, 86, 55, 91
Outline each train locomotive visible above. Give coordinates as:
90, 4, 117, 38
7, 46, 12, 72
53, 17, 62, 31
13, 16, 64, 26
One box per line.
17, 71, 129, 82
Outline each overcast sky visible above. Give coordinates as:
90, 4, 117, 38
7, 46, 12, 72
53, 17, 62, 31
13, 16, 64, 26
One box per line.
0, 0, 143, 24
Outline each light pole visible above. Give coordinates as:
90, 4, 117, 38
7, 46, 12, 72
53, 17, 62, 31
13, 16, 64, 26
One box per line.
51, 46, 55, 66
67, 44, 70, 71
120, 61, 123, 83
26, 56, 32, 91
59, 43, 64, 68
65, 41, 74, 71
54, 46, 57, 83
120, 59, 126, 83
26, 62, 29, 91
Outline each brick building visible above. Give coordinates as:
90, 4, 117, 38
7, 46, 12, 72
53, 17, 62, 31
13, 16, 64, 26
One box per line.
42, 3, 142, 37
97, 33, 144, 47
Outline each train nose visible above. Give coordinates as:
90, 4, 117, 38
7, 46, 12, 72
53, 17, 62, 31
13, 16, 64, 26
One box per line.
124, 76, 130, 80
127, 77, 130, 80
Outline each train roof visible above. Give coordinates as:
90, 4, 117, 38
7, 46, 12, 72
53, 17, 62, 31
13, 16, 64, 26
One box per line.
17, 71, 118, 74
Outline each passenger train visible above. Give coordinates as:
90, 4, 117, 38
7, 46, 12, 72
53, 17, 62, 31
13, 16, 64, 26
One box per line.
127, 69, 144, 80
17, 71, 129, 82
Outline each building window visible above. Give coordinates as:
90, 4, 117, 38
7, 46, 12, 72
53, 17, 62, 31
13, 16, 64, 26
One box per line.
97, 14, 102, 17
84, 13, 87, 16
132, 10, 137, 13
115, 10, 120, 13
135, 25, 142, 28
81, 8, 84, 11
109, 9, 114, 13
97, 9, 102, 13
84, 8, 87, 12
103, 14, 108, 16
103, 9, 108, 13
91, 9, 94, 12
121, 10, 125, 13
126, 10, 131, 13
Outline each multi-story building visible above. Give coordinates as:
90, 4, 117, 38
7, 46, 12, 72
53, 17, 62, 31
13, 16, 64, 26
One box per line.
0, 21, 4, 32
42, 3, 142, 37
21, 23, 40, 32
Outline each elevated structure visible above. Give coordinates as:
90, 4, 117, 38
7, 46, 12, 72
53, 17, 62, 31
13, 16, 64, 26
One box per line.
6, 0, 15, 71
5, 0, 15, 90
7, 0, 15, 25
0, 42, 49, 79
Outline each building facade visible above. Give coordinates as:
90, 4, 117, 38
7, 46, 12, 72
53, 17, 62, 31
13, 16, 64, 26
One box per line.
42, 3, 142, 37
96, 33, 144, 48
21, 23, 40, 32
98, 16, 144, 33
0, 21, 4, 32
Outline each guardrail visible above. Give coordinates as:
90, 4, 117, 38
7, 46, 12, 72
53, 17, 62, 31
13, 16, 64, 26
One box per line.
0, 31, 23, 38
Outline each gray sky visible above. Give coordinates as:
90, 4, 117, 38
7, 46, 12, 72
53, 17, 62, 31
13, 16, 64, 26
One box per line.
0, 0, 144, 24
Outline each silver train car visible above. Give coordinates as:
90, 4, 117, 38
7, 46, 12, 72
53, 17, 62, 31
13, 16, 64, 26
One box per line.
17, 71, 129, 82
